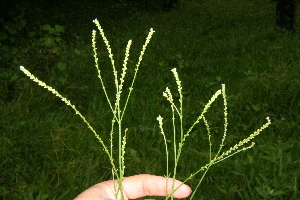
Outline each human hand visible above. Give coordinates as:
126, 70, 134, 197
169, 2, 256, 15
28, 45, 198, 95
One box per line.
74, 174, 192, 200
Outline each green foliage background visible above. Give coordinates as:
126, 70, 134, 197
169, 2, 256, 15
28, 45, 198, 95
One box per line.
1, 0, 299, 199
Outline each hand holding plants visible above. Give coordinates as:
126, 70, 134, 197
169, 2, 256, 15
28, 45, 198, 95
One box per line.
20, 19, 271, 200
74, 174, 191, 200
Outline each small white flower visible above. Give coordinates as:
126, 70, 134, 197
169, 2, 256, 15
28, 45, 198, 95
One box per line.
156, 116, 163, 121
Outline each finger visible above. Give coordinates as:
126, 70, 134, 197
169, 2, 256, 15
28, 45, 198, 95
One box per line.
74, 181, 120, 200
122, 174, 191, 199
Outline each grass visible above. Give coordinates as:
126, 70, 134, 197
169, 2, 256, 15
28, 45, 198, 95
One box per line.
1, 0, 300, 199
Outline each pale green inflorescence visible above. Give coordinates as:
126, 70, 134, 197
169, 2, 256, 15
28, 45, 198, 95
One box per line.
21, 20, 271, 199
21, 21, 155, 200
156, 68, 271, 199
19, 66, 114, 167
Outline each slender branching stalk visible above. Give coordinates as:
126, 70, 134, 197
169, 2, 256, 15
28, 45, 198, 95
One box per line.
21, 19, 155, 200
157, 69, 271, 199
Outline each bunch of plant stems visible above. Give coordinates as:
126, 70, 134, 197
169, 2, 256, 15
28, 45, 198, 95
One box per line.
20, 19, 271, 199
